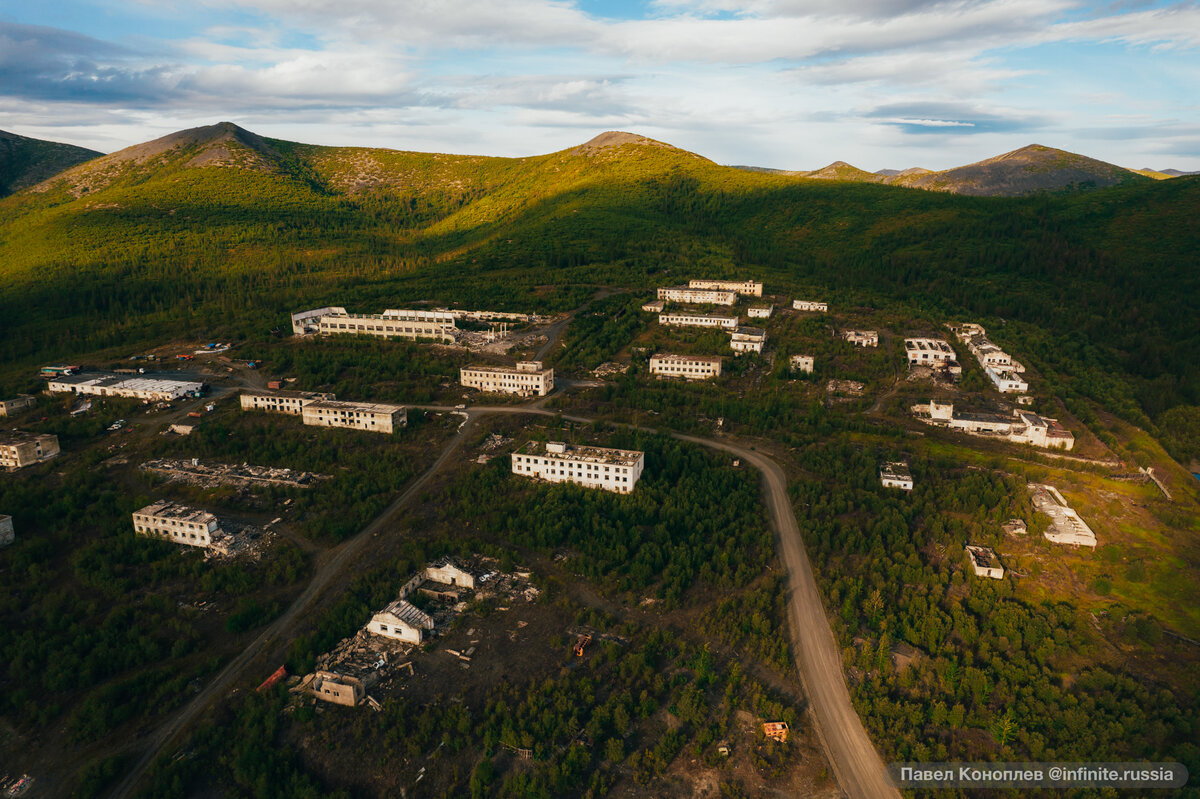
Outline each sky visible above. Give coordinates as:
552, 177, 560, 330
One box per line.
1, 0, 1198, 170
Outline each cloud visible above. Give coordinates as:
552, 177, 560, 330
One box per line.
862, 101, 1051, 134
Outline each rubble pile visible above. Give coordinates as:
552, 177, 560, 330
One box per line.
141, 458, 327, 489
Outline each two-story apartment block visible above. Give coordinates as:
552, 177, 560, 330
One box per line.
841, 329, 879, 348
657, 286, 737, 306
904, 338, 955, 365
649, 353, 723, 380
0, 432, 60, 471
302, 400, 406, 434
512, 441, 644, 494
316, 311, 456, 343
659, 312, 739, 330
793, 300, 828, 312
132, 500, 224, 548
730, 326, 767, 354
687, 279, 763, 297
460, 361, 554, 397
239, 388, 335, 416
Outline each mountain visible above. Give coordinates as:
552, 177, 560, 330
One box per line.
887, 144, 1150, 196
0, 129, 102, 197
1158, 168, 1200, 177
875, 167, 932, 177
799, 161, 883, 183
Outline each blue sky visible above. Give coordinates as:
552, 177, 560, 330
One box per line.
1, 0, 1198, 170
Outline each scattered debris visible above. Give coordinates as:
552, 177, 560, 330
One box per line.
1030, 484, 1097, 548
141, 458, 328, 489
592, 362, 630, 377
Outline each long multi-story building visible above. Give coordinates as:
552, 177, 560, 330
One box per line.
730, 326, 767, 354
688, 279, 763, 297
657, 286, 737, 306
291, 306, 347, 335
950, 323, 1028, 394
0, 395, 36, 417
512, 441, 644, 494
0, 432, 60, 471
841, 329, 879, 347
48, 373, 204, 401
659, 312, 739, 330
302, 400, 406, 434
132, 500, 224, 549
649, 353, 723, 380
317, 312, 456, 343
915, 400, 1074, 449
240, 388, 335, 416
793, 300, 828, 312
460, 361, 554, 397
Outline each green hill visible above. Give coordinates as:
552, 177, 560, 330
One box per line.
0, 129, 102, 197
0, 123, 1197, 425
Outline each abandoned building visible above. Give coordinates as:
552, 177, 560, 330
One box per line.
132, 500, 225, 549
950, 323, 1029, 394
841, 329, 879, 347
658, 312, 739, 330
0, 395, 36, 417
316, 310, 456, 343
0, 432, 60, 471
747, 305, 774, 319
793, 300, 828, 312
641, 300, 666, 313
47, 373, 204, 402
302, 400, 407, 434
312, 671, 365, 706
965, 545, 1005, 579
0, 514, 13, 548
291, 306, 348, 335
880, 461, 914, 491
730, 326, 767, 354
657, 285, 737, 306
369, 599, 435, 644
915, 400, 1075, 450
240, 388, 335, 416
790, 354, 815, 373
687, 279, 764, 297
512, 440, 645, 494
1030, 484, 1097, 548
649, 353, 723, 380
460, 361, 555, 397
141, 458, 325, 489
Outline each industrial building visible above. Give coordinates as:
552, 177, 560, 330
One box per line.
291, 306, 347, 335
512, 441, 644, 494
790, 354, 815, 373
1030, 484, 1097, 547
0, 395, 35, 417
0, 515, 13, 548
793, 300, 828, 312
132, 500, 224, 549
915, 400, 1075, 449
730, 326, 767, 354
460, 361, 554, 397
748, 305, 773, 319
841, 329, 879, 347
688, 279, 763, 297
966, 545, 1005, 579
657, 286, 737, 306
880, 461, 913, 491
240, 388, 335, 416
659, 312, 739, 330
0, 432, 60, 471
302, 400, 407, 434
47, 373, 204, 401
649, 353, 723, 380
316, 311, 456, 343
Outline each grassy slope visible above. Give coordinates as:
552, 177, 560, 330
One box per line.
0, 130, 102, 197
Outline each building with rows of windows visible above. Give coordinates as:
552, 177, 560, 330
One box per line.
649, 353, 723, 380
511, 441, 644, 494
132, 500, 225, 549
460, 361, 554, 397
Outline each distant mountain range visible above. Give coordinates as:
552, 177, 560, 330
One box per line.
0, 129, 101, 197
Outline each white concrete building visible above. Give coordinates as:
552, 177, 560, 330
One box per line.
641, 300, 666, 313
688, 279, 763, 297
0, 515, 13, 548
790, 354, 815, 373
880, 461, 913, 491
425, 558, 477, 589
842, 329, 879, 348
986, 366, 1029, 394
312, 672, 364, 706
916, 401, 1074, 449
512, 441, 644, 494
904, 338, 955, 365
649, 353, 723, 380
747, 305, 773, 319
730, 326, 767, 354
1030, 484, 1097, 548
657, 286, 737, 306
659, 312, 739, 330
793, 300, 828, 312
302, 400, 406, 434
240, 389, 335, 416
965, 545, 1005, 579
291, 306, 347, 335
48, 373, 204, 401
952, 324, 1030, 394
132, 500, 224, 549
0, 432, 60, 471
0, 395, 36, 417
317, 312, 456, 343
460, 361, 554, 397
368, 599, 436, 644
